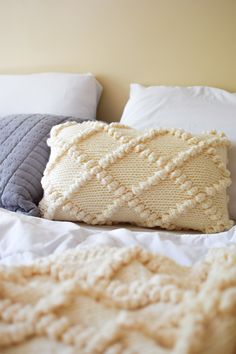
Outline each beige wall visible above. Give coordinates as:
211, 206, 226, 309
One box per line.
0, 0, 236, 121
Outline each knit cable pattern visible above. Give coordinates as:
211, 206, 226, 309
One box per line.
1, 245, 236, 353
39, 121, 233, 232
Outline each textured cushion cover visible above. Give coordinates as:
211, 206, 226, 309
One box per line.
0, 73, 102, 119
120, 84, 236, 220
40, 121, 233, 233
0, 114, 87, 216
1, 245, 236, 353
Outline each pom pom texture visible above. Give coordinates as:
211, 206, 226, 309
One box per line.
0, 245, 236, 353
39, 122, 233, 233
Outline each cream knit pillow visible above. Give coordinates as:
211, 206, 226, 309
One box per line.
39, 121, 233, 233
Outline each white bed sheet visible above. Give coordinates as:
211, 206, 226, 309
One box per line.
0, 208, 236, 266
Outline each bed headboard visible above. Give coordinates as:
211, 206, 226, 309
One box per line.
0, 0, 236, 122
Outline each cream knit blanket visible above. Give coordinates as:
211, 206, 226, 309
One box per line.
1, 246, 236, 354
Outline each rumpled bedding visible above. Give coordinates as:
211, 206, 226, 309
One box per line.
1, 208, 236, 266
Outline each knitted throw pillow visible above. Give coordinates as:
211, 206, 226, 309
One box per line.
39, 121, 233, 233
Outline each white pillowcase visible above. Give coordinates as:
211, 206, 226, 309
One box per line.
121, 84, 236, 221
0, 73, 102, 119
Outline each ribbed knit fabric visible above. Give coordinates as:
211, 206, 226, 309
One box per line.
0, 245, 236, 354
40, 121, 233, 232
0, 114, 87, 216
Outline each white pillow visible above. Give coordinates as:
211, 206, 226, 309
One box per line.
0, 73, 102, 119
121, 84, 236, 220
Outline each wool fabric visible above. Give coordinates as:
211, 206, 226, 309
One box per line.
1, 245, 236, 353
40, 121, 233, 233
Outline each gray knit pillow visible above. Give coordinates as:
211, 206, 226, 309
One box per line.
0, 114, 87, 216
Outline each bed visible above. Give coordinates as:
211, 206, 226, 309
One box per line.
0, 74, 236, 354
0, 211, 236, 354
1, 1, 236, 350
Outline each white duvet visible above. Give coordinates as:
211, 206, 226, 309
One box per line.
0, 208, 236, 266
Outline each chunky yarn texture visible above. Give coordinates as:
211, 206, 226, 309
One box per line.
1, 245, 236, 354
39, 121, 233, 232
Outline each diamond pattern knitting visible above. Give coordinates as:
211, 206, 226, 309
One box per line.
0, 245, 236, 354
39, 122, 233, 233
